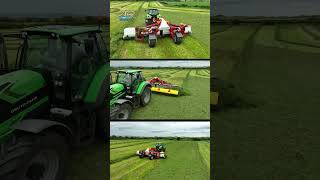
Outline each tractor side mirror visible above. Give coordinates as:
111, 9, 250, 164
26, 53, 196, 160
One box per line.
0, 34, 8, 70
84, 39, 95, 57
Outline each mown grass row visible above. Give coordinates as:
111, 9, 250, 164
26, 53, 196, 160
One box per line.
139, 141, 210, 180
198, 141, 210, 174
275, 24, 320, 48
110, 140, 155, 150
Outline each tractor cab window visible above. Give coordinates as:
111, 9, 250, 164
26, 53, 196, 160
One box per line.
70, 33, 100, 101
131, 73, 141, 93
116, 73, 132, 87
25, 35, 67, 71
148, 9, 159, 15
96, 33, 108, 61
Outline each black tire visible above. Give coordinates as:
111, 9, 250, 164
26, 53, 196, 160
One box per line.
140, 86, 151, 106
148, 38, 156, 48
139, 154, 144, 158
149, 155, 154, 160
96, 97, 108, 138
115, 103, 133, 120
174, 32, 182, 44
0, 132, 69, 180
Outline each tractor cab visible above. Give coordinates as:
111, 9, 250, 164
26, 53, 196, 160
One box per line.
115, 70, 144, 94
0, 26, 108, 106
145, 8, 162, 25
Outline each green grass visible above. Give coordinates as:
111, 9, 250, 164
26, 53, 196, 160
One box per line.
212, 23, 320, 179
163, 1, 210, 9
66, 141, 106, 180
198, 141, 210, 175
140, 141, 209, 180
110, 1, 210, 59
110, 140, 210, 180
120, 68, 210, 119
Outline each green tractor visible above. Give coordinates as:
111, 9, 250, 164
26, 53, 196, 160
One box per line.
145, 8, 162, 26
110, 70, 151, 120
0, 25, 108, 180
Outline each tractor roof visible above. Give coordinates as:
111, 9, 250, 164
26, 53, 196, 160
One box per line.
117, 70, 142, 74
22, 25, 101, 37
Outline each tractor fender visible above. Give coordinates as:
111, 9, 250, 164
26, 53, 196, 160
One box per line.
136, 82, 151, 95
12, 119, 73, 141
114, 99, 132, 106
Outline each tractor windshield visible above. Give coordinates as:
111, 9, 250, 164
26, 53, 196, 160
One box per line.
116, 72, 132, 86
24, 35, 67, 71
147, 9, 159, 16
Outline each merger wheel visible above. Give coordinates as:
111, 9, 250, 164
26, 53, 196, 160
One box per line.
0, 132, 69, 180
149, 155, 154, 160
140, 86, 151, 106
148, 39, 156, 47
174, 32, 182, 44
116, 103, 133, 120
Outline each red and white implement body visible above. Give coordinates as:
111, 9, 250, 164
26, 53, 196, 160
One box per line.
123, 18, 192, 47
136, 148, 166, 160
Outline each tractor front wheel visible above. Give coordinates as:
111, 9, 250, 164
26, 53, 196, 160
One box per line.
0, 132, 68, 180
115, 103, 133, 120
140, 86, 151, 106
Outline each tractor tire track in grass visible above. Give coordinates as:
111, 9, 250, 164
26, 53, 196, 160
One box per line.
110, 141, 154, 150
212, 25, 233, 35
301, 25, 320, 40
198, 141, 210, 175
275, 25, 320, 48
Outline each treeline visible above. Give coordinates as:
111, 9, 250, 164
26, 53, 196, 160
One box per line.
0, 16, 108, 29
110, 135, 210, 141
212, 15, 320, 25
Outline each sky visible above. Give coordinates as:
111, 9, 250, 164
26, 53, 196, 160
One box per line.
110, 61, 210, 68
0, 0, 108, 16
110, 122, 210, 137
213, 0, 320, 16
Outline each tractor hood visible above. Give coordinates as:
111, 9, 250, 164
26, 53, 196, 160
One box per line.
110, 83, 125, 95
0, 70, 48, 122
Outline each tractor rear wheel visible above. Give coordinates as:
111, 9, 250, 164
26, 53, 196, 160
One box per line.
174, 32, 182, 44
0, 132, 68, 180
115, 103, 133, 120
140, 86, 151, 106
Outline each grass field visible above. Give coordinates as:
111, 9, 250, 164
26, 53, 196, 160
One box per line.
110, 1, 210, 59
212, 23, 320, 179
111, 68, 210, 119
110, 139, 210, 180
